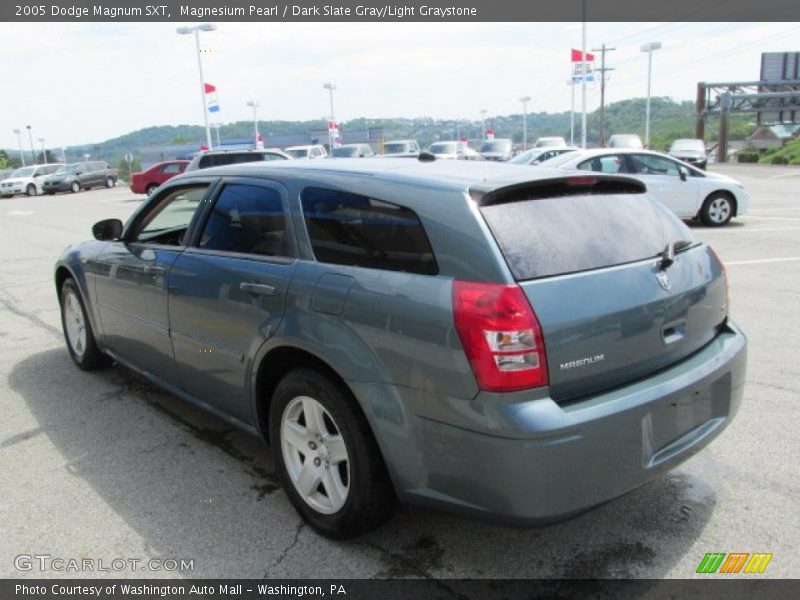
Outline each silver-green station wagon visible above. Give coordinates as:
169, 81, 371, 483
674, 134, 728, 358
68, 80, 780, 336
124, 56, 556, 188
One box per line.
56, 158, 747, 538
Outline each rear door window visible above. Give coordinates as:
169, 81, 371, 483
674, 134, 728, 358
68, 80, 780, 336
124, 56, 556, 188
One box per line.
577, 154, 630, 174
301, 187, 437, 275
479, 185, 696, 280
198, 183, 292, 257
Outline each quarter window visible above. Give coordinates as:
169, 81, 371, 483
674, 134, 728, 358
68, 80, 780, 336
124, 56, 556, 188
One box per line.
135, 185, 208, 245
301, 187, 437, 275
199, 183, 291, 257
160, 163, 183, 174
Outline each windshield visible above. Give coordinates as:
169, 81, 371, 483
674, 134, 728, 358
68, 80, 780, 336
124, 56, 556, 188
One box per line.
481, 192, 696, 280
510, 149, 543, 164
430, 142, 457, 154
332, 146, 359, 157
384, 143, 410, 154
54, 164, 80, 175
537, 152, 579, 168
285, 148, 309, 158
670, 139, 705, 152
11, 167, 35, 177
480, 140, 511, 153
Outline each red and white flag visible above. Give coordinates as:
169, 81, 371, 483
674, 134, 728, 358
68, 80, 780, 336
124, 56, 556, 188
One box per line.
204, 83, 220, 113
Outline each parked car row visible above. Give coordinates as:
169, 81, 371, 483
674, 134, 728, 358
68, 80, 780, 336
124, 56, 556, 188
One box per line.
0, 161, 117, 197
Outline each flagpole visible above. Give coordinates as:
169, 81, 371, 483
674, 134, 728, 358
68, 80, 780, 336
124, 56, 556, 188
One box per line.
581, 0, 587, 149
570, 81, 575, 146
194, 29, 213, 150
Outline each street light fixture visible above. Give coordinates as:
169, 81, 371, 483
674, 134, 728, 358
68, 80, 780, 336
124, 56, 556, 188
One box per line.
38, 137, 46, 162
25, 125, 35, 165
323, 82, 336, 150
640, 41, 662, 148
480, 109, 488, 140
246, 101, 260, 147
13, 129, 25, 167
176, 23, 217, 151
519, 96, 531, 151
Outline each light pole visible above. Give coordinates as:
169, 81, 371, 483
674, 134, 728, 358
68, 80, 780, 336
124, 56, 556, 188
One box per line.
176, 23, 216, 151
246, 101, 260, 147
480, 109, 488, 140
640, 41, 662, 148
323, 82, 336, 150
38, 138, 46, 162
26, 125, 35, 164
13, 129, 25, 167
213, 123, 221, 149
519, 96, 531, 151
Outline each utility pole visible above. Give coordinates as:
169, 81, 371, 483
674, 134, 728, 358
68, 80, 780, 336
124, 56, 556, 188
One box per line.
592, 43, 616, 147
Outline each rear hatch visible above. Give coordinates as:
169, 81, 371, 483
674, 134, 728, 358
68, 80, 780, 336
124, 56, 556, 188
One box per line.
477, 176, 728, 402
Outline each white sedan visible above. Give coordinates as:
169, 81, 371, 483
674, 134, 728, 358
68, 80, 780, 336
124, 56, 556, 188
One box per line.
540, 148, 749, 226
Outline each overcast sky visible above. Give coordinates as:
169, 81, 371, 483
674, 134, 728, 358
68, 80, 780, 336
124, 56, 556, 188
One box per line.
1, 21, 798, 149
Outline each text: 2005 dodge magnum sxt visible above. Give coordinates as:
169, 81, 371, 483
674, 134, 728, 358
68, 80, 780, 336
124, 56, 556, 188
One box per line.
55, 159, 747, 538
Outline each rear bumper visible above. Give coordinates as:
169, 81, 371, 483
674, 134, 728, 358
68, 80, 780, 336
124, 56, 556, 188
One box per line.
357, 320, 747, 523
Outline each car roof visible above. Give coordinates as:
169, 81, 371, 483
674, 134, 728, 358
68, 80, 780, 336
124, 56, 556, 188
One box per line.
560, 148, 670, 158
178, 157, 623, 194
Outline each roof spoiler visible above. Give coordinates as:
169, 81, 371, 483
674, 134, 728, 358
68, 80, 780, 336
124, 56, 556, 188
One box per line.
471, 175, 646, 207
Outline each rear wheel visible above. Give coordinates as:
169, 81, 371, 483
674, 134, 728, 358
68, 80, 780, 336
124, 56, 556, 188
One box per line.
60, 278, 111, 370
270, 368, 395, 539
105, 177, 115, 188
70, 181, 80, 193
26, 184, 36, 196
700, 192, 734, 227
146, 183, 158, 196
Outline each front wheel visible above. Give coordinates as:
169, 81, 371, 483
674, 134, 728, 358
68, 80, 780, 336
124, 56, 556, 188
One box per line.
105, 177, 115, 188
60, 278, 111, 370
70, 181, 80, 193
270, 368, 395, 539
26, 184, 37, 196
700, 193, 735, 227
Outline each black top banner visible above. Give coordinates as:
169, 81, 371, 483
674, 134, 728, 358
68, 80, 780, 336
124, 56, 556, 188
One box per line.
3, 0, 800, 22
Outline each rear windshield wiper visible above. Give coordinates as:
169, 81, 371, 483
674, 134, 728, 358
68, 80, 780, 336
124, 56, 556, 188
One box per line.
657, 240, 696, 271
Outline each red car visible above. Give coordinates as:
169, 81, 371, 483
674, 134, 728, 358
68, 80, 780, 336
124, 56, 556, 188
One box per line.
129, 160, 190, 195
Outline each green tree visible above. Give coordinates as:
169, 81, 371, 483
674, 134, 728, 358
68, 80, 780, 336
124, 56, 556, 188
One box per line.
116, 156, 142, 181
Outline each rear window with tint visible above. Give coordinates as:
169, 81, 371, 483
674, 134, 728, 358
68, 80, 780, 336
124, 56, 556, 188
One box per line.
301, 187, 437, 275
480, 193, 695, 280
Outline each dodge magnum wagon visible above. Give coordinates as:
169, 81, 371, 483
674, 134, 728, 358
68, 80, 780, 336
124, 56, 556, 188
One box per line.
55, 159, 747, 538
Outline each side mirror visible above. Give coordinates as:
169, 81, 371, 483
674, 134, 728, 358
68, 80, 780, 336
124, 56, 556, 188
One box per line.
678, 167, 688, 182
92, 218, 123, 241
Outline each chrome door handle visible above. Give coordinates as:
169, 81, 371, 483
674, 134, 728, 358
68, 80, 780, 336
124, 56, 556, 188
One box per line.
240, 282, 276, 296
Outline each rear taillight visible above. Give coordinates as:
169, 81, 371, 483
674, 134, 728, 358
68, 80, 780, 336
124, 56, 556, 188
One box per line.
453, 281, 548, 392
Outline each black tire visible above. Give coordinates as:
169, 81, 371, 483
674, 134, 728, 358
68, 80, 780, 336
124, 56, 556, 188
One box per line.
146, 184, 158, 196
26, 184, 37, 197
70, 181, 80, 193
700, 192, 735, 227
105, 177, 115, 188
269, 367, 395, 539
59, 278, 111, 370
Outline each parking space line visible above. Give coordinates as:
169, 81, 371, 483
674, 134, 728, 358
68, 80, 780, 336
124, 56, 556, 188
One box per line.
711, 227, 800, 233
742, 216, 800, 222
748, 207, 800, 214
726, 256, 800, 266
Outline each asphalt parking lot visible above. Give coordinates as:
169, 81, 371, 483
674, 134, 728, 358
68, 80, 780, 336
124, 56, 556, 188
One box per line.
1, 163, 798, 580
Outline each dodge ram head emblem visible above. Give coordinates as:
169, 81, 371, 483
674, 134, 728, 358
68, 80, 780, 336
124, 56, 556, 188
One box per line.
656, 271, 672, 291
